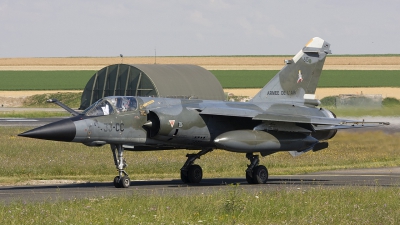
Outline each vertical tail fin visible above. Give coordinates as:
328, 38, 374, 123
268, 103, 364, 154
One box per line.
250, 37, 331, 104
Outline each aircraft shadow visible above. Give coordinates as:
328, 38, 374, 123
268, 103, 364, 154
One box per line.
1, 176, 396, 191
0, 177, 336, 191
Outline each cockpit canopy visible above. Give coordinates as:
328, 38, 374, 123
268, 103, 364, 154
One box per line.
83, 96, 138, 116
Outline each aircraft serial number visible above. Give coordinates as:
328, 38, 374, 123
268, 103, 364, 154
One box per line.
267, 91, 296, 95
103, 123, 125, 132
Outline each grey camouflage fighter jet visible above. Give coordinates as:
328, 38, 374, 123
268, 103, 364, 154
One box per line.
19, 37, 389, 188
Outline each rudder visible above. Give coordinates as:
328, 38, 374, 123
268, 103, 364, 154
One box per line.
250, 37, 331, 103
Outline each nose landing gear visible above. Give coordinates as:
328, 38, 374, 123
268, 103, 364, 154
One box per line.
111, 144, 130, 188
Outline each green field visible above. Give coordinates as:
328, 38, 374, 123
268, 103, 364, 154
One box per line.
1, 70, 400, 90
211, 70, 400, 88
0, 71, 94, 90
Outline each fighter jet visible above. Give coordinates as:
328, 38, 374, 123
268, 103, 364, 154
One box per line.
19, 37, 389, 188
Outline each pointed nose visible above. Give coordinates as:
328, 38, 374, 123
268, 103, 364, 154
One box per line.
18, 118, 76, 142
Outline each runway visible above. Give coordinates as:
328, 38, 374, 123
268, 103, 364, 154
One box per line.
1, 167, 399, 204
0, 117, 63, 127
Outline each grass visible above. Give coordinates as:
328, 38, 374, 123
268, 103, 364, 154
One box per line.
0, 127, 399, 184
0, 71, 94, 90
1, 70, 400, 90
0, 185, 399, 224
325, 106, 400, 117
319, 70, 400, 88
211, 70, 277, 88
23, 92, 82, 108
0, 92, 82, 118
211, 70, 400, 88
321, 96, 400, 117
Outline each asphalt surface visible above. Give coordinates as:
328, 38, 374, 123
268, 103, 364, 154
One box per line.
0, 167, 399, 204
0, 117, 63, 127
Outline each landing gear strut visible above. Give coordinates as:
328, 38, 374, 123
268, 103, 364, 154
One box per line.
111, 144, 130, 188
180, 148, 213, 184
245, 153, 268, 184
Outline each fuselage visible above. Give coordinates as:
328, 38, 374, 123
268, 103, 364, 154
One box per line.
36, 96, 335, 153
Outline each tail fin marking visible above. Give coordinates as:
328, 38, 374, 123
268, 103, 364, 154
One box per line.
250, 37, 331, 104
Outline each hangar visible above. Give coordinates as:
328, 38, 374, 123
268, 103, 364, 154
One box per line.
79, 64, 225, 110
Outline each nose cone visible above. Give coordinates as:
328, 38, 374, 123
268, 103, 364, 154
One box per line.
18, 118, 76, 142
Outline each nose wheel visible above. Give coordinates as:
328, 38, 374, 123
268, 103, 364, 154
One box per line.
113, 175, 131, 188
111, 144, 130, 188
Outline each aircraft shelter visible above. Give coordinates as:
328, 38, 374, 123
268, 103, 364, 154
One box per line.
79, 64, 225, 110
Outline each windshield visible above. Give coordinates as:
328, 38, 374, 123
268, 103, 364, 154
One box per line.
83, 96, 137, 116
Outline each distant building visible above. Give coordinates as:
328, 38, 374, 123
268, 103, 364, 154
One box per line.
79, 64, 225, 110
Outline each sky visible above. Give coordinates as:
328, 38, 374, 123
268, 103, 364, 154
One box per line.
1, 0, 400, 57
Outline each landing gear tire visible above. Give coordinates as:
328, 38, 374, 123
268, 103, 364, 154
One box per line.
113, 176, 121, 188
252, 165, 268, 184
119, 176, 131, 188
187, 165, 203, 183
180, 148, 212, 184
111, 144, 130, 188
181, 170, 190, 183
246, 172, 255, 184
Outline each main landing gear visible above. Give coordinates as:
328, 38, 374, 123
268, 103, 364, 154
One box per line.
109, 145, 267, 187
111, 144, 130, 188
245, 153, 268, 184
179, 150, 268, 185
180, 148, 213, 184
